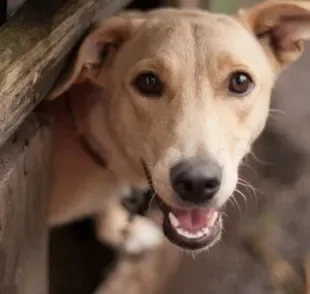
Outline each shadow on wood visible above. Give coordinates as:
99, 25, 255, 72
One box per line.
0, 114, 52, 294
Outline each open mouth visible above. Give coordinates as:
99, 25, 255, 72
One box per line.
156, 196, 222, 250
141, 160, 222, 251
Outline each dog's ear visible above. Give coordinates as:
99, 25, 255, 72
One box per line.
238, 0, 310, 70
48, 15, 144, 99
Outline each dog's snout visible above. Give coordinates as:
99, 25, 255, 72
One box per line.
170, 158, 222, 204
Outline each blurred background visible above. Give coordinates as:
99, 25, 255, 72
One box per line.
3, 0, 310, 293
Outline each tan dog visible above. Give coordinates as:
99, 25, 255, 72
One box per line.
46, 0, 310, 253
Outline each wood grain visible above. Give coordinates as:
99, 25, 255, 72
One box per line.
0, 114, 52, 294
0, 0, 131, 148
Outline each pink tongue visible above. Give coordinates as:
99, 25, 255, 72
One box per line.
171, 208, 214, 231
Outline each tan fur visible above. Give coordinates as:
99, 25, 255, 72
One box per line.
45, 1, 310, 253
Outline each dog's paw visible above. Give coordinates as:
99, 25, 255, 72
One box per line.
123, 217, 164, 255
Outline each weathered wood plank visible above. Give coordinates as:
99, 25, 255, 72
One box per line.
0, 113, 52, 294
0, 0, 131, 148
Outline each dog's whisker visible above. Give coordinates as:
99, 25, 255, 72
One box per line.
228, 198, 236, 211
240, 162, 259, 177
148, 190, 157, 214
248, 150, 271, 166
268, 108, 286, 122
237, 183, 257, 205
231, 194, 242, 216
238, 181, 257, 196
237, 177, 264, 207
228, 197, 237, 212
237, 177, 253, 185
234, 189, 248, 208
191, 251, 197, 261
232, 194, 241, 211
228, 196, 241, 215
268, 108, 286, 117
237, 178, 257, 195
235, 187, 247, 201
269, 108, 285, 114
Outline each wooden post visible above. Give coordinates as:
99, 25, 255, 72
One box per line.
0, 114, 52, 294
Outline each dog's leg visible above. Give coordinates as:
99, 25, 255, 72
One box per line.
95, 203, 163, 255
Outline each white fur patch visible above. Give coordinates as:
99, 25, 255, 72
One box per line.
124, 219, 164, 254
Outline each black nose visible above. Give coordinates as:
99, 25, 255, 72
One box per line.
170, 158, 222, 204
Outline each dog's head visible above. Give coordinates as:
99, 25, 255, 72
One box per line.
49, 1, 310, 251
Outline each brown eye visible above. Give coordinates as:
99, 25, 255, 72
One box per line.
132, 72, 163, 98
228, 72, 253, 96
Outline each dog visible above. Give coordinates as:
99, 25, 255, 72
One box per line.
45, 0, 310, 254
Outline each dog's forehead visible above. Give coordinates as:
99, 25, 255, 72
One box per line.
126, 12, 272, 77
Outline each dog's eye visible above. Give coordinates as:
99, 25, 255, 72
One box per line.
132, 72, 163, 97
228, 72, 253, 96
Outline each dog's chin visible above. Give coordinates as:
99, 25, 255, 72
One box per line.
154, 195, 222, 251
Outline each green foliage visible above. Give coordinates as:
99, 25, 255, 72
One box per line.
208, 0, 238, 13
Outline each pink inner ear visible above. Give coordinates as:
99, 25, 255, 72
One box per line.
272, 15, 310, 50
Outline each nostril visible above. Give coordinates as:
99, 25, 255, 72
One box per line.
204, 179, 220, 191
176, 178, 193, 194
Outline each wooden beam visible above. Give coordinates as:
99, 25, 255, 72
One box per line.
163, 0, 201, 8
0, 0, 131, 148
0, 113, 52, 294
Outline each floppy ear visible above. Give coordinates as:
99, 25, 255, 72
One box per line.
238, 0, 310, 70
48, 15, 145, 99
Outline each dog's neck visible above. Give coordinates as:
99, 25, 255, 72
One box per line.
68, 85, 147, 189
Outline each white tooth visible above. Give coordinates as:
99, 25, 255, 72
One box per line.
176, 228, 187, 237
183, 230, 192, 239
177, 228, 192, 239
208, 212, 219, 228
196, 230, 204, 238
181, 229, 189, 238
176, 227, 211, 240
202, 227, 210, 236
168, 212, 180, 228
187, 231, 197, 239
